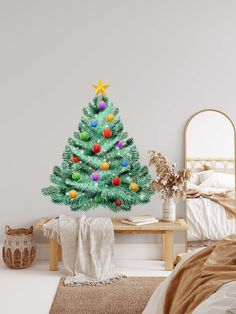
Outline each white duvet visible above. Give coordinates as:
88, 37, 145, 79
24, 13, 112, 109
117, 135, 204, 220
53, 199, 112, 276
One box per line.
143, 249, 236, 314
187, 197, 236, 241
187, 185, 236, 241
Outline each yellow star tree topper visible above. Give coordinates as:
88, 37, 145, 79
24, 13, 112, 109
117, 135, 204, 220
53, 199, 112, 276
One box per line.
92, 80, 110, 95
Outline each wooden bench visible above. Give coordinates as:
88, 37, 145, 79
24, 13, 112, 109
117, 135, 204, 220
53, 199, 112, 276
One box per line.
34, 218, 187, 271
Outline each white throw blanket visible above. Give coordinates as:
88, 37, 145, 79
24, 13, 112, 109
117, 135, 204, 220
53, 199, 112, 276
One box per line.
43, 214, 125, 286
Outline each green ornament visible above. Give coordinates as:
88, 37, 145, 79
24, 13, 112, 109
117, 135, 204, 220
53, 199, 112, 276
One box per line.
95, 196, 102, 204
80, 131, 89, 141
72, 172, 81, 181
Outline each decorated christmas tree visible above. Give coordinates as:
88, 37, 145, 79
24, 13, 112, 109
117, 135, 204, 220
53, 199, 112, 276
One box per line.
42, 80, 153, 211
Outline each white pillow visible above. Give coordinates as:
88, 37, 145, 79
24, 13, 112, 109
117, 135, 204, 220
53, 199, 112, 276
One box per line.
187, 182, 200, 190
197, 170, 214, 184
198, 186, 231, 193
199, 172, 235, 189
189, 172, 200, 185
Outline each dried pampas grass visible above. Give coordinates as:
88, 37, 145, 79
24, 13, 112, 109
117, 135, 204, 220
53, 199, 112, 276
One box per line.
149, 151, 191, 200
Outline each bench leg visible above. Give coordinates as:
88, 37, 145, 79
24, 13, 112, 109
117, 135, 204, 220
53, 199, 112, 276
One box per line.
50, 239, 59, 271
162, 233, 166, 260
58, 244, 62, 261
164, 230, 174, 271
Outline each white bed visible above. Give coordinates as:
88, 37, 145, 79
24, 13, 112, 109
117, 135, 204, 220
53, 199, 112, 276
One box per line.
187, 194, 236, 242
143, 248, 236, 314
186, 158, 236, 243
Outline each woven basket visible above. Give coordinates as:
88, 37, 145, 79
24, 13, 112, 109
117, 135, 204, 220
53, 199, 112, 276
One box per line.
2, 225, 36, 269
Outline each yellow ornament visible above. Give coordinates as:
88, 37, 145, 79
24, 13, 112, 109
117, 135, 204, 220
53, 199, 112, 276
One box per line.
100, 161, 110, 171
68, 189, 78, 199
92, 80, 110, 95
106, 113, 115, 122
129, 182, 139, 192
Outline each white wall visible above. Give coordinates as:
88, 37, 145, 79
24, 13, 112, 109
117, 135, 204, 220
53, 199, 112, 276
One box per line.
0, 0, 236, 244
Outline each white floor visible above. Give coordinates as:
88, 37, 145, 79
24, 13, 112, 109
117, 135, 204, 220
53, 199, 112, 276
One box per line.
0, 258, 170, 314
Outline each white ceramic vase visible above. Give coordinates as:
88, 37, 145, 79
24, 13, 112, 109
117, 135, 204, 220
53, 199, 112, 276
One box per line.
162, 197, 176, 222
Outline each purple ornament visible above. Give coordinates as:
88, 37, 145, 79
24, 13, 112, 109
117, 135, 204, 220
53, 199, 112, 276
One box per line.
115, 140, 123, 149
91, 172, 100, 182
98, 100, 106, 110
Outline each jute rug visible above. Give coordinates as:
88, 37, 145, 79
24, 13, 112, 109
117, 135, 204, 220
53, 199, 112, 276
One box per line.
50, 277, 165, 314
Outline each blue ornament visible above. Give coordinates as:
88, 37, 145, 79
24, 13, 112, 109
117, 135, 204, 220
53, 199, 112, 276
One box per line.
90, 119, 98, 128
121, 160, 129, 167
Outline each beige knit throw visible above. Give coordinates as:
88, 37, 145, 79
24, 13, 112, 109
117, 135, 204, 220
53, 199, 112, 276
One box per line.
43, 215, 126, 286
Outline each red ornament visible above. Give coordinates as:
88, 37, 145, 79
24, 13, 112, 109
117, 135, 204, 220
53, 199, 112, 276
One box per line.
103, 128, 112, 138
93, 144, 101, 153
115, 200, 122, 206
112, 176, 121, 186
72, 155, 80, 163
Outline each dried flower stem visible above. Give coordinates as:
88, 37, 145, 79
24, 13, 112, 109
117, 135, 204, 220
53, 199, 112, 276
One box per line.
148, 151, 191, 200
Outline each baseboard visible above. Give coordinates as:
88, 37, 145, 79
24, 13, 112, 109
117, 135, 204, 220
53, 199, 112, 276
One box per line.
0, 242, 185, 261
114, 243, 185, 260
